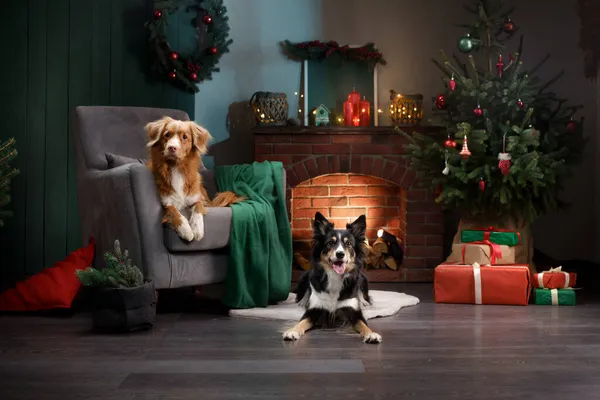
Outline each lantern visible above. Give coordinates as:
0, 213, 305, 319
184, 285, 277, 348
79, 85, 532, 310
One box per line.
359, 96, 371, 126
389, 90, 423, 125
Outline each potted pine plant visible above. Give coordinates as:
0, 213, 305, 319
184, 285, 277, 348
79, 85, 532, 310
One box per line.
76, 240, 157, 332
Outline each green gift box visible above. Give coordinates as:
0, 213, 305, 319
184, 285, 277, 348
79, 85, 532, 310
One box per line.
461, 228, 521, 246
534, 288, 576, 306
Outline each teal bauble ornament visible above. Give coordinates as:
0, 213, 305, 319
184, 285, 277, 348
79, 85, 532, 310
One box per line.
458, 35, 475, 53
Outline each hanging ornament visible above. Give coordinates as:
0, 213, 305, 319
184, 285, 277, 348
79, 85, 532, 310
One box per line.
459, 135, 471, 159
170, 52, 179, 60
435, 184, 442, 198
496, 54, 504, 77
504, 17, 515, 33
434, 94, 446, 109
449, 74, 456, 91
567, 119, 577, 133
517, 98, 524, 108
458, 34, 475, 53
498, 134, 511, 176
442, 152, 450, 175
168, 71, 177, 79
444, 135, 456, 148
509, 52, 516, 62
478, 177, 486, 192
473, 104, 483, 116
209, 46, 218, 55
190, 72, 198, 81
203, 15, 213, 24
153, 10, 162, 19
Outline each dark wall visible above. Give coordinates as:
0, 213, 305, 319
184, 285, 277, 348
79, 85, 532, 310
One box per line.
0, 0, 195, 281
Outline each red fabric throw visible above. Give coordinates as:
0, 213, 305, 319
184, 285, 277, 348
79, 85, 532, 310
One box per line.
0, 238, 95, 311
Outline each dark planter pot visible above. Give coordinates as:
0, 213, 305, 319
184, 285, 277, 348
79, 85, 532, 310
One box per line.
91, 280, 157, 333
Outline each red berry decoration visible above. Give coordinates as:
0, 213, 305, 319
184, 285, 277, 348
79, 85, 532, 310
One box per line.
504, 17, 515, 33
170, 52, 178, 60
567, 119, 577, 133
154, 10, 162, 19
517, 98, 524, 108
209, 46, 218, 55
434, 94, 446, 109
190, 72, 198, 81
203, 15, 213, 24
168, 71, 176, 79
496, 54, 504, 77
479, 177, 486, 192
473, 104, 483, 116
449, 75, 456, 91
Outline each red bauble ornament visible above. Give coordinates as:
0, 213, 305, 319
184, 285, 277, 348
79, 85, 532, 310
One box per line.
498, 153, 512, 176
444, 137, 456, 148
517, 98, 524, 108
504, 17, 515, 33
449, 76, 456, 92
434, 94, 446, 109
567, 119, 577, 132
435, 184, 442, 198
496, 54, 505, 77
209, 46, 218, 55
479, 178, 486, 192
203, 15, 213, 24
190, 72, 198, 81
170, 52, 178, 60
168, 71, 176, 79
153, 10, 162, 19
473, 104, 483, 116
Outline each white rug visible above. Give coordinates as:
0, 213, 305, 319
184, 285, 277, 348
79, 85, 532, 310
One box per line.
229, 290, 420, 321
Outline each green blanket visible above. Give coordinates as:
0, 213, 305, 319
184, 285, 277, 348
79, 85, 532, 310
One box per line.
214, 161, 292, 309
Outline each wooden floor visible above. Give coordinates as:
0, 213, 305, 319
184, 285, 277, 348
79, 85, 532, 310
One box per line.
1, 283, 600, 400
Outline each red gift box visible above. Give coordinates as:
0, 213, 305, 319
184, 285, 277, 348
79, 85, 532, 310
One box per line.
533, 266, 577, 289
434, 263, 531, 306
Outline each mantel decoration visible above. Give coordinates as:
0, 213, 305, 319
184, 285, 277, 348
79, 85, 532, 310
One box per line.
250, 92, 289, 126
145, 0, 232, 93
389, 90, 423, 125
280, 40, 387, 67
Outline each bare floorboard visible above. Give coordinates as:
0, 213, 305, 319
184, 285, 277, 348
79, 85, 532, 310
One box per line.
1, 283, 599, 400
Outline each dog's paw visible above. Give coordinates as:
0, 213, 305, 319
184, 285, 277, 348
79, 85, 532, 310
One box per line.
176, 220, 194, 242
282, 329, 302, 341
363, 332, 382, 344
189, 213, 205, 241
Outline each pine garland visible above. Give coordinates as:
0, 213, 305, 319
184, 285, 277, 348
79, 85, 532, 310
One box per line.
145, 0, 232, 93
0, 138, 19, 229
76, 240, 145, 288
280, 40, 386, 67
401, 0, 585, 225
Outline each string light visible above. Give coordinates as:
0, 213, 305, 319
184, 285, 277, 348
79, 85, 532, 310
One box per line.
294, 92, 298, 96
377, 109, 383, 113
298, 109, 302, 113
260, 113, 265, 118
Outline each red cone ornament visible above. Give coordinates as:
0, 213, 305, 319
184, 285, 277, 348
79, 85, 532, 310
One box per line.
449, 75, 456, 92
459, 135, 471, 159
496, 55, 505, 77
479, 178, 486, 192
498, 152, 511, 175
567, 119, 577, 133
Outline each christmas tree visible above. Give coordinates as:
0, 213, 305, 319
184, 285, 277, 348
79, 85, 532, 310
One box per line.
401, 0, 585, 225
0, 138, 19, 229
76, 240, 145, 288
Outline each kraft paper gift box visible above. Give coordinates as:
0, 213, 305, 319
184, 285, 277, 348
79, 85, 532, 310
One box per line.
461, 227, 521, 246
534, 288, 576, 306
533, 266, 577, 289
434, 262, 531, 306
446, 241, 515, 265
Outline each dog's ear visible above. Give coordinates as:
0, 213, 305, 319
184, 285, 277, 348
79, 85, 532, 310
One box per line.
347, 214, 366, 242
312, 212, 333, 239
145, 117, 171, 148
189, 122, 212, 155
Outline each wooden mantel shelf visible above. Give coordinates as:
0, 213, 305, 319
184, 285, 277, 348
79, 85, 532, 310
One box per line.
251, 125, 442, 135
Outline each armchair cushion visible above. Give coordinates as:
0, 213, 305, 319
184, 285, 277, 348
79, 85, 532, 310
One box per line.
163, 207, 232, 252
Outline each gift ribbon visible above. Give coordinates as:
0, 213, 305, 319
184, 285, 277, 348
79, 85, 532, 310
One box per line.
473, 226, 522, 244
472, 262, 482, 305
537, 266, 570, 289
461, 240, 503, 265
550, 289, 559, 305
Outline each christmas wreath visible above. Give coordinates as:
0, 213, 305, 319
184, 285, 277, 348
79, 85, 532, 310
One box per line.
145, 0, 232, 93
280, 40, 386, 67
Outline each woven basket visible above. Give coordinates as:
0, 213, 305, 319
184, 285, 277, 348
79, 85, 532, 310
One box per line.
250, 92, 289, 126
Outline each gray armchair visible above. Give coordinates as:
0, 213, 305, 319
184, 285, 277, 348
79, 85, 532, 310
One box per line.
72, 106, 282, 289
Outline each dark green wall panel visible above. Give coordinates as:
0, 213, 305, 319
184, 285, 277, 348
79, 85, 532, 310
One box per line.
0, 0, 195, 282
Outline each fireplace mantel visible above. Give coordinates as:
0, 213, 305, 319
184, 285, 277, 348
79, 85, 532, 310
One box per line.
252, 124, 444, 282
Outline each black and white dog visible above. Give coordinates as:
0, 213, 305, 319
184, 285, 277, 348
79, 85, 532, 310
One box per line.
283, 212, 382, 344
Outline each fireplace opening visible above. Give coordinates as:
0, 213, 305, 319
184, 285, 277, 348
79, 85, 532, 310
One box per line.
291, 173, 407, 272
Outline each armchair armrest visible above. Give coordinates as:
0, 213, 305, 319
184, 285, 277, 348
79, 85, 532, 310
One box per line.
78, 163, 171, 286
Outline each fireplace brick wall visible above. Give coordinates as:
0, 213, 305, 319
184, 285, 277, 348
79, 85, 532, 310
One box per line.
253, 126, 444, 282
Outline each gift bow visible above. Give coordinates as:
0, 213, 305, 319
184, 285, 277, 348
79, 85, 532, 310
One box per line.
537, 266, 570, 289
462, 240, 503, 265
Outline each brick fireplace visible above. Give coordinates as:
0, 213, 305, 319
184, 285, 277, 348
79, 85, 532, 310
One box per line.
252, 126, 444, 282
